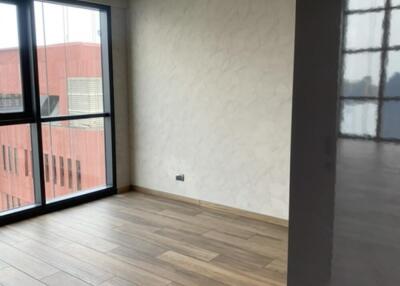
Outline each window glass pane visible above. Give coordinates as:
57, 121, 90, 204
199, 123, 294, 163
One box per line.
343, 52, 381, 97
0, 124, 35, 213
0, 3, 23, 113
385, 51, 400, 97
393, 0, 400, 6
34, 1, 103, 118
345, 12, 384, 49
42, 118, 106, 202
381, 101, 400, 139
389, 10, 400, 47
347, 0, 385, 10
340, 100, 378, 137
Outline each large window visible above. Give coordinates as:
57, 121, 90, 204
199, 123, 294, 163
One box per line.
0, 0, 114, 217
340, 0, 400, 140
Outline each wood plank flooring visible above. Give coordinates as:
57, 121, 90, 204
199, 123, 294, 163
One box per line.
0, 192, 288, 286
332, 139, 400, 285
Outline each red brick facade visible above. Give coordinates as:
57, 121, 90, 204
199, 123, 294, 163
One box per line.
0, 43, 106, 212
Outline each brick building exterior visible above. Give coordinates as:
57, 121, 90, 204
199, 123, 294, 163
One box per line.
0, 43, 105, 212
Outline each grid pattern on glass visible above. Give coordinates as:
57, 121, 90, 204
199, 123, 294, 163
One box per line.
381, 101, 400, 139
340, 1, 400, 140
0, 3, 23, 113
389, 10, 400, 46
385, 51, 400, 97
347, 0, 386, 10
42, 118, 106, 202
341, 101, 378, 136
342, 53, 381, 97
34, 1, 103, 118
0, 124, 34, 213
345, 12, 384, 50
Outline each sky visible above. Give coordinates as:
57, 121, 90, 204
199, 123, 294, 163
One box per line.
0, 3, 19, 49
0, 1, 100, 49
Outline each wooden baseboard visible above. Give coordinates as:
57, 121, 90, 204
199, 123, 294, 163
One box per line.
117, 186, 132, 194
131, 185, 288, 227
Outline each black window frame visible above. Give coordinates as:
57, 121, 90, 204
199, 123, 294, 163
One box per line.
0, 0, 116, 226
339, 0, 400, 142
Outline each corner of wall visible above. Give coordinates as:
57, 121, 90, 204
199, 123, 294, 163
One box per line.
110, 6, 132, 188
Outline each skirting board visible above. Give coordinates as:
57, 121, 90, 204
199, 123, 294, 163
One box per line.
131, 185, 288, 227
117, 186, 132, 194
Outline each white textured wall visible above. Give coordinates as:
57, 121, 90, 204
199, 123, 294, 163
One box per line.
128, 0, 295, 219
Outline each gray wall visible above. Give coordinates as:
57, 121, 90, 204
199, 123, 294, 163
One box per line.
127, 0, 295, 219
287, 0, 343, 285
110, 6, 131, 188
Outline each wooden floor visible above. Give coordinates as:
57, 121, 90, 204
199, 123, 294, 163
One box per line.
332, 139, 400, 285
0, 192, 288, 286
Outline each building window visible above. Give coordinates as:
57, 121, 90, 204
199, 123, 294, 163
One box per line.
2, 145, 6, 171
0, 94, 23, 113
76, 160, 82, 191
24, 149, 29, 176
44, 154, 49, 182
60, 156, 64, 187
68, 78, 103, 116
6, 194, 10, 210
340, 0, 400, 141
52, 155, 57, 185
8, 146, 12, 172
68, 158, 73, 189
14, 148, 18, 175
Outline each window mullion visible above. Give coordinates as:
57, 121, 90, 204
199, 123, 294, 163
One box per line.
25, 0, 47, 206
376, 0, 392, 140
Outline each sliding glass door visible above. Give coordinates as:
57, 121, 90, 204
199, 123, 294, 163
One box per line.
0, 0, 115, 220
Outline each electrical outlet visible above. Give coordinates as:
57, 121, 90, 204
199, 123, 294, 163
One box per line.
176, 174, 185, 182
